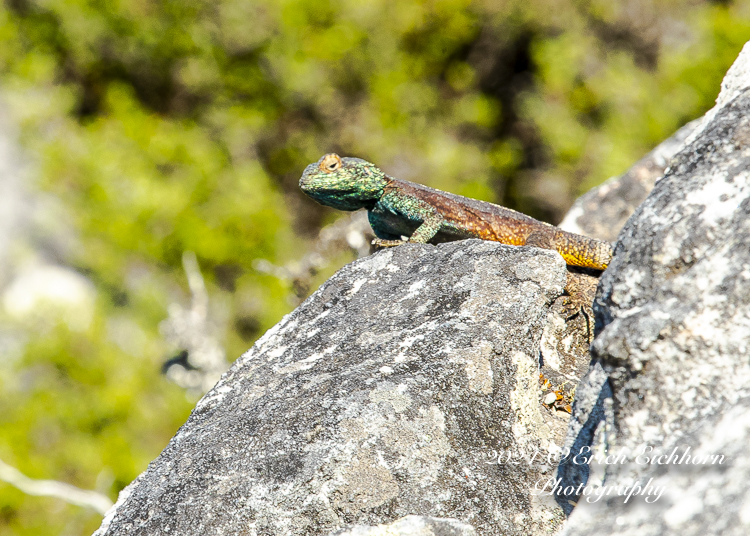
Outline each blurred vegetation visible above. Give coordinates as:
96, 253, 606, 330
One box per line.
0, 0, 748, 533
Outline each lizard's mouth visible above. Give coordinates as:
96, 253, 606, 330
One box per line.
309, 187, 354, 196
298, 177, 353, 197
299, 185, 366, 211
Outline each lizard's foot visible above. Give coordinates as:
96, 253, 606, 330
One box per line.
562, 269, 599, 342
561, 296, 593, 344
560, 295, 586, 320
372, 238, 407, 248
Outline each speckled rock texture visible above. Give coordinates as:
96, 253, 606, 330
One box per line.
559, 42, 750, 535
94, 240, 587, 536
329, 515, 477, 536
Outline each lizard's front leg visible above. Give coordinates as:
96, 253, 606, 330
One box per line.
372, 214, 444, 247
370, 192, 445, 247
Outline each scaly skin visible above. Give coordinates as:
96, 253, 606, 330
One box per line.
300, 153, 613, 270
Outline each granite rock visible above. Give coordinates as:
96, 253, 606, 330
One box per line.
94, 241, 586, 536
558, 41, 750, 535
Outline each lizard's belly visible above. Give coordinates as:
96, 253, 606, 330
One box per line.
368, 207, 420, 239
367, 206, 474, 242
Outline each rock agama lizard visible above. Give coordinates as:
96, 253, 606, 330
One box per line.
299, 153, 613, 270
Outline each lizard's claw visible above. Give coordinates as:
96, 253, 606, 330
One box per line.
372, 238, 407, 248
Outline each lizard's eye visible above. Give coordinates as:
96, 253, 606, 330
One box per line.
319, 153, 342, 173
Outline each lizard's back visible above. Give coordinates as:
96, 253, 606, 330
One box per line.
383, 178, 555, 244
380, 177, 613, 270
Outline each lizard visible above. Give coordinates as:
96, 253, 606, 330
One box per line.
299, 153, 613, 271
300, 153, 607, 410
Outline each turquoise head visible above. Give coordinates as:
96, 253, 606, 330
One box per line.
299, 153, 388, 211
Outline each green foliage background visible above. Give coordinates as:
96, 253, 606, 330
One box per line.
0, 0, 748, 533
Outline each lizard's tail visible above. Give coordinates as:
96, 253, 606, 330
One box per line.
554, 230, 613, 270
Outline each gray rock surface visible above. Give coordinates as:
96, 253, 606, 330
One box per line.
95, 240, 585, 536
329, 515, 477, 536
0, 98, 35, 286
558, 42, 750, 535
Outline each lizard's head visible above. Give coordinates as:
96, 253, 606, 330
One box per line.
299, 153, 389, 211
